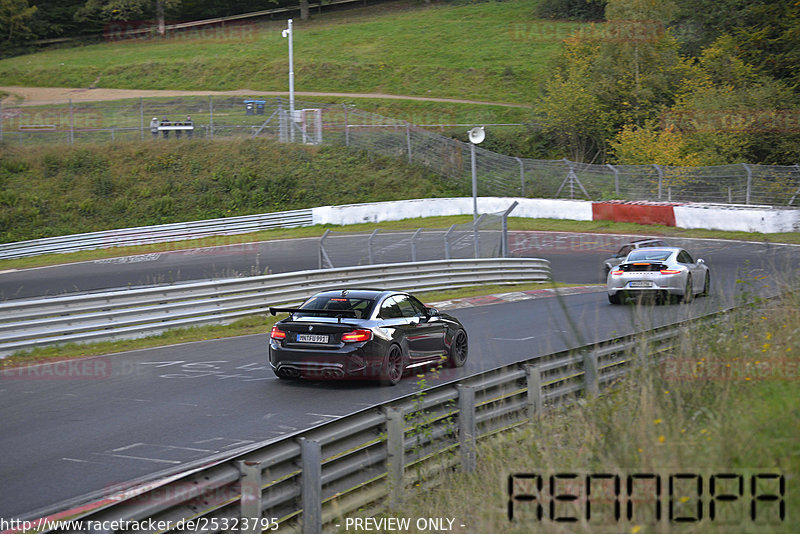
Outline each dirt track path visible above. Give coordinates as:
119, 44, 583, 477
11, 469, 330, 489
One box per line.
0, 86, 529, 108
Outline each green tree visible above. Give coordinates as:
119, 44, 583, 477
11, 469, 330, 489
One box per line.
533, 0, 691, 161
664, 35, 800, 164
0, 0, 37, 42
77, 0, 180, 36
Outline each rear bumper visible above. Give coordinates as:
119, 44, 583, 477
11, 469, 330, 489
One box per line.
269, 340, 384, 380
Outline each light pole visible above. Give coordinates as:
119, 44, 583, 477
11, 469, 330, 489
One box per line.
282, 19, 295, 142
467, 126, 485, 221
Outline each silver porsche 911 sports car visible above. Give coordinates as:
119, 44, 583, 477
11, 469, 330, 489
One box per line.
607, 247, 710, 304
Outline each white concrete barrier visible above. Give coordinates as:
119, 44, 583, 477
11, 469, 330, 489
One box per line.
674, 204, 800, 233
312, 197, 593, 225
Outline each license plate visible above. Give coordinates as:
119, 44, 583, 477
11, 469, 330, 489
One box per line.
296, 334, 329, 343
629, 281, 653, 288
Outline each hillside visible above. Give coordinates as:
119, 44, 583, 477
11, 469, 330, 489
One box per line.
0, 0, 566, 105
0, 139, 465, 243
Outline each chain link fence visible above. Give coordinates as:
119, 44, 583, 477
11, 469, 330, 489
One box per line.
2, 96, 799, 206
318, 206, 513, 268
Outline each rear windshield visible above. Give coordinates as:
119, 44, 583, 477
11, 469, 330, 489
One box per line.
627, 249, 672, 262
298, 296, 375, 319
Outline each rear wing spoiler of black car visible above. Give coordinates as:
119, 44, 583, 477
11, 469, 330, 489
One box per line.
269, 307, 359, 322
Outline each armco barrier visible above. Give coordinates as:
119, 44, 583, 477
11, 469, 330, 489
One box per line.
0, 258, 550, 357
29, 308, 724, 534
0, 209, 313, 260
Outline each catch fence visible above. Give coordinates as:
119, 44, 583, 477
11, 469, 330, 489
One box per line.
2, 96, 799, 206
318, 205, 515, 268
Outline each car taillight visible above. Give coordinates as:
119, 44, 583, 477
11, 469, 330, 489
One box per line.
341, 329, 372, 343
270, 326, 286, 340
660, 269, 681, 275
610, 270, 623, 275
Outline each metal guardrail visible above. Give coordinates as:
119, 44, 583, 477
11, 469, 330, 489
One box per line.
0, 209, 313, 260
0, 258, 550, 357
34, 305, 720, 534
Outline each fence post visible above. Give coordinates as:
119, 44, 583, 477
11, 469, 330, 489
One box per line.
790, 164, 800, 206
368, 229, 379, 264
583, 351, 599, 396
742, 163, 752, 205
299, 438, 322, 534
514, 156, 525, 196
406, 122, 412, 164
525, 364, 543, 421
209, 96, 214, 140
69, 98, 74, 145
385, 407, 405, 509
319, 229, 331, 269
411, 228, 423, 262
606, 163, 619, 196
343, 103, 349, 147
653, 164, 663, 200
444, 224, 455, 260
239, 460, 262, 529
457, 385, 477, 473
139, 97, 144, 141
501, 201, 518, 258
473, 214, 484, 259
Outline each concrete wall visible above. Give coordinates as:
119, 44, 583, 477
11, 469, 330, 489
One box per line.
312, 197, 799, 234
312, 197, 593, 226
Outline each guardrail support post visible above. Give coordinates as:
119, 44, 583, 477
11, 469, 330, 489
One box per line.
385, 407, 405, 509
525, 364, 543, 421
457, 385, 477, 473
299, 438, 322, 534
583, 351, 599, 397
239, 460, 262, 529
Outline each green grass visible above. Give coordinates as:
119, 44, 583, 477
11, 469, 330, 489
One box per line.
366, 284, 800, 533
0, 138, 468, 243
0, 0, 576, 104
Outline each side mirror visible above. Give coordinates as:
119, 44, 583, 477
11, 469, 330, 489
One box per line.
697, 258, 705, 265
426, 307, 440, 317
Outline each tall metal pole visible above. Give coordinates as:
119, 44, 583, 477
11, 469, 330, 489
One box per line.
283, 19, 295, 143
470, 142, 477, 221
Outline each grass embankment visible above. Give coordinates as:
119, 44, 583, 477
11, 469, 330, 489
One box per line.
0, 138, 466, 243
0, 0, 568, 105
373, 287, 800, 533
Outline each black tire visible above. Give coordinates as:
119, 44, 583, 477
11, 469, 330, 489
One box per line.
448, 330, 468, 368
608, 292, 622, 305
379, 345, 404, 386
682, 275, 694, 303
700, 271, 710, 297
